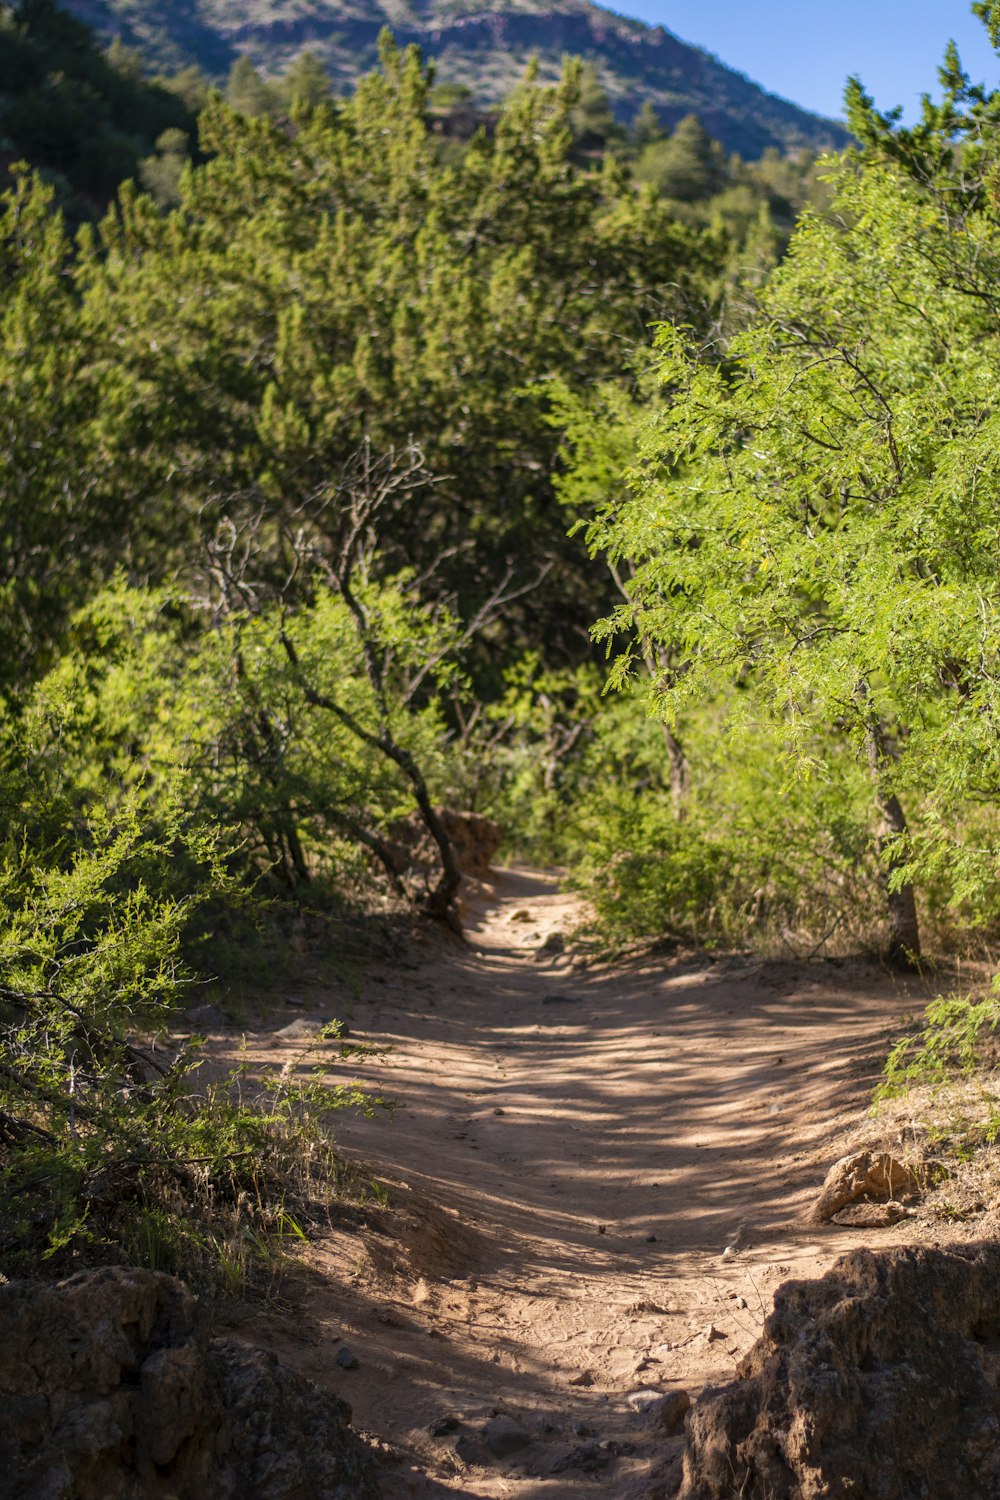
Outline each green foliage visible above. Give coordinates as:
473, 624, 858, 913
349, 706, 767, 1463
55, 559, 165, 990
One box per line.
224, 55, 276, 118
568, 701, 881, 951
0, 170, 125, 689
633, 114, 726, 201
562, 56, 1000, 953
280, 51, 333, 112
19, 550, 470, 911
878, 990, 1000, 1101
68, 42, 721, 677
138, 125, 190, 207
0, 751, 385, 1284
0, 0, 195, 212
446, 654, 607, 861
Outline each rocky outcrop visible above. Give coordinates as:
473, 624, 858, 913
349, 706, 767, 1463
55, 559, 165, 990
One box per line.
680, 1242, 1000, 1500
0, 1266, 380, 1500
804, 1150, 919, 1226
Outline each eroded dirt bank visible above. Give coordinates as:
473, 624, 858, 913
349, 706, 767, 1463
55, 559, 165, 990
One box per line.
215, 868, 939, 1498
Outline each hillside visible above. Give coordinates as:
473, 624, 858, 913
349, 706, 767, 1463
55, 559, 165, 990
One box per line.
63, 0, 850, 157
0, 1, 194, 212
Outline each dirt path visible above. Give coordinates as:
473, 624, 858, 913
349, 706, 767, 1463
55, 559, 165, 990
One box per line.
223, 867, 929, 1498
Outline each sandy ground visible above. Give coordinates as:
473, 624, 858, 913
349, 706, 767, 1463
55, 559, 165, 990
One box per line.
214, 866, 945, 1498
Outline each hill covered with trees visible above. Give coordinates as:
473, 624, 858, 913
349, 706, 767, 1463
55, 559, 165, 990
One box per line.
0, 0, 196, 213
62, 0, 850, 157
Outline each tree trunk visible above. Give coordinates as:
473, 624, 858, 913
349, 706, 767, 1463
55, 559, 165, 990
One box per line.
280, 631, 462, 931
663, 724, 688, 821
864, 718, 920, 970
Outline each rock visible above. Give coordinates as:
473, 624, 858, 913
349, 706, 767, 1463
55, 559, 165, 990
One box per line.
569, 1369, 595, 1387
679, 1242, 1000, 1500
649, 1389, 690, 1435
184, 1002, 226, 1029
373, 1306, 406, 1329
483, 1414, 531, 1458
437, 809, 502, 875
0, 1266, 379, 1500
453, 1433, 484, 1465
805, 1150, 919, 1225
508, 909, 533, 923
831, 1199, 910, 1227
428, 1416, 460, 1438
277, 1017, 327, 1041
627, 1387, 666, 1413
550, 1442, 615, 1474
335, 1346, 359, 1370
534, 932, 566, 959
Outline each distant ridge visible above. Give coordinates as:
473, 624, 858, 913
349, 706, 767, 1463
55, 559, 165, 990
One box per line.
62, 0, 851, 159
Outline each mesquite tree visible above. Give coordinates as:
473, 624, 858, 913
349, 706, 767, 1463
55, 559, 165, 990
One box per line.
579, 19, 1000, 967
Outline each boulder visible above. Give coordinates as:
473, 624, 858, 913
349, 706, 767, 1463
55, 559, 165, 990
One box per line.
651, 1389, 691, 1435
0, 1266, 380, 1500
805, 1150, 918, 1225
276, 1017, 330, 1041
680, 1242, 1000, 1500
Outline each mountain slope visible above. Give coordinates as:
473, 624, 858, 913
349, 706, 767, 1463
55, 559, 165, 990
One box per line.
0, 1, 194, 215
63, 0, 851, 158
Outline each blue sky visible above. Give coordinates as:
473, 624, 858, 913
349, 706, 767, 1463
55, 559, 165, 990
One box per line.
614, 2, 1000, 121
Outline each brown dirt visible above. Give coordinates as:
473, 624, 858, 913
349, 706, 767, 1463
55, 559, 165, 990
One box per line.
211, 866, 958, 1499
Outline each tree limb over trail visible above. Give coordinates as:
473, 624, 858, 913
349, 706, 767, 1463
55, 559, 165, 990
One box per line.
199, 440, 551, 929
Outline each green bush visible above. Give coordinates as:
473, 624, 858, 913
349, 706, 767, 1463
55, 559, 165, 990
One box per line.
0, 754, 384, 1286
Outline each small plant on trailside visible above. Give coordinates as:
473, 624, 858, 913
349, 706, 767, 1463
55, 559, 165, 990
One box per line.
878, 984, 1000, 1102
0, 785, 390, 1289
874, 980, 1000, 1159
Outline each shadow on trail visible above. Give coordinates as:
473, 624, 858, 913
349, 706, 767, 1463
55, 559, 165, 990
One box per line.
224, 866, 927, 1499
322, 898, 921, 1284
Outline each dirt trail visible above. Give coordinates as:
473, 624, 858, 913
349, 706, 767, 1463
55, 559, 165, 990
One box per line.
224, 867, 930, 1498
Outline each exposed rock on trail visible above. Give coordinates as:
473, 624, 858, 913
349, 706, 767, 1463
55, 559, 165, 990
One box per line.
0, 1266, 379, 1500
805, 1149, 920, 1226
681, 1242, 1000, 1500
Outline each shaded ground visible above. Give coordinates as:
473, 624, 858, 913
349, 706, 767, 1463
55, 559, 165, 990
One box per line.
212, 867, 940, 1498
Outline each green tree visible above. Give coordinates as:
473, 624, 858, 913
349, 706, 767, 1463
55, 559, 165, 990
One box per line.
157, 63, 210, 116
579, 22, 1000, 966
0, 0, 194, 209
634, 113, 726, 201
631, 100, 663, 149
280, 50, 332, 112
75, 38, 722, 682
225, 55, 275, 117
0, 172, 114, 688
138, 125, 190, 207
568, 62, 625, 157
